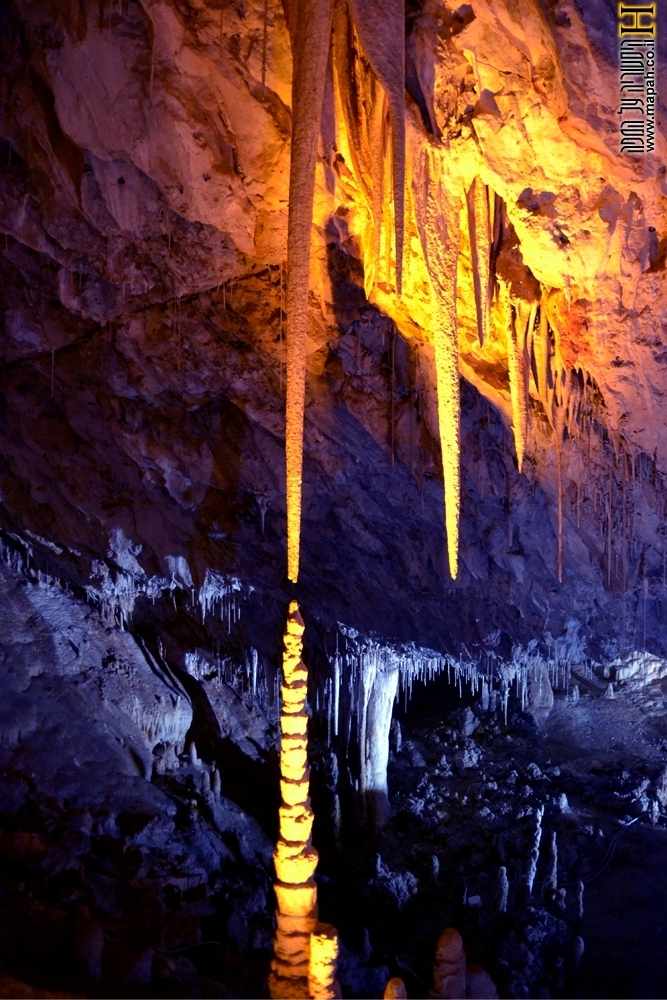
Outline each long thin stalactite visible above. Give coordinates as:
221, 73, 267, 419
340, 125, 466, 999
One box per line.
284, 0, 334, 584
415, 149, 461, 579
467, 177, 492, 347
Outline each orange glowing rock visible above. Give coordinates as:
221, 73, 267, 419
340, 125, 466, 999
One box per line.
347, 0, 406, 296
280, 774, 312, 807
274, 840, 319, 883
273, 930, 312, 961
279, 801, 315, 843
308, 922, 342, 1000
281, 680, 309, 707
276, 910, 318, 936
281, 733, 308, 751
494, 280, 529, 474
283, 0, 335, 585
267, 972, 310, 1000
414, 150, 461, 580
272, 602, 344, 999
384, 977, 408, 999
431, 927, 466, 1000
274, 879, 318, 916
466, 177, 492, 347
280, 754, 309, 783
280, 710, 309, 738
272, 961, 311, 994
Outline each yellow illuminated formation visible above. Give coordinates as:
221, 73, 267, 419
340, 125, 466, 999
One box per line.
285, 0, 406, 582
308, 923, 342, 999
269, 602, 316, 998
415, 150, 461, 579
466, 177, 491, 347
498, 284, 523, 474
284, 0, 335, 584
269, 603, 341, 1000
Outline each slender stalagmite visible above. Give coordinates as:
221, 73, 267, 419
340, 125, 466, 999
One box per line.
269, 602, 320, 999
284, 0, 334, 583
415, 151, 461, 578
466, 177, 491, 346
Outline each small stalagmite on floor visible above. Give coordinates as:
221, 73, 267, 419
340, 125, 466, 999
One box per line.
430, 927, 498, 1000
384, 976, 408, 998
430, 927, 467, 999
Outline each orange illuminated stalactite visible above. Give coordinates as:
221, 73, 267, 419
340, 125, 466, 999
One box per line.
370, 87, 385, 284
345, 0, 405, 294
534, 300, 551, 413
555, 435, 564, 584
284, 0, 334, 584
415, 156, 461, 580
507, 317, 526, 473
497, 282, 529, 475
466, 177, 491, 347
553, 366, 571, 585
433, 314, 461, 581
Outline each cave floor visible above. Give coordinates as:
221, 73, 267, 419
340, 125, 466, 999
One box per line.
314, 673, 667, 999
543, 686, 667, 1000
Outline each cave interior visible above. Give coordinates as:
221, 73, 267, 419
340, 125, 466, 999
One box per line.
0, 0, 666, 997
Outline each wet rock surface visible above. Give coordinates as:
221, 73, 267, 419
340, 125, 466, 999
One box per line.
0, 563, 276, 998
308, 668, 667, 999
3, 549, 667, 997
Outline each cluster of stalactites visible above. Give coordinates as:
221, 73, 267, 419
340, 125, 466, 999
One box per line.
334, 0, 406, 295
489, 231, 583, 584
269, 602, 341, 999
283, 0, 581, 590
284, 0, 405, 583
529, 292, 575, 583
493, 284, 538, 475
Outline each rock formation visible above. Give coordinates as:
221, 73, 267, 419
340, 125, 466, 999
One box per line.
0, 0, 666, 995
269, 602, 320, 999
430, 926, 498, 1000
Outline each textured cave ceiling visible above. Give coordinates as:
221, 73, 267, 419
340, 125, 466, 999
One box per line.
0, 0, 666, 663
